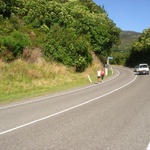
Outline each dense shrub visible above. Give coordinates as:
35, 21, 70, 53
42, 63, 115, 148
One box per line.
0, 0, 121, 71
0, 30, 30, 61
43, 26, 92, 72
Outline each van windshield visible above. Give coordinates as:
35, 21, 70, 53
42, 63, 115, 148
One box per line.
140, 65, 148, 68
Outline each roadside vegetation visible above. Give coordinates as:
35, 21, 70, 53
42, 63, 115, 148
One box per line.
0, 0, 119, 104
0, 0, 121, 69
0, 55, 110, 104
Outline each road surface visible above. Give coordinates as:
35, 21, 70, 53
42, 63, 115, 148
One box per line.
0, 66, 150, 150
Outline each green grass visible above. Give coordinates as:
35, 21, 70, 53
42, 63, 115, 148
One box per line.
0, 75, 91, 104
0, 59, 112, 105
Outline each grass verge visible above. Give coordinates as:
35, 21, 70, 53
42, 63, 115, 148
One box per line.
0, 59, 111, 105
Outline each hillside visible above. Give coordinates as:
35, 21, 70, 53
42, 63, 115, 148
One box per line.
111, 30, 141, 65
112, 31, 142, 52
120, 31, 141, 50
1, 0, 119, 103
0, 0, 121, 71
113, 31, 141, 52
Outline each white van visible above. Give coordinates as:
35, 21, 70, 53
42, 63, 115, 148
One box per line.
137, 63, 149, 75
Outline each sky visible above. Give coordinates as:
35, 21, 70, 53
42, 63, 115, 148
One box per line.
93, 0, 150, 33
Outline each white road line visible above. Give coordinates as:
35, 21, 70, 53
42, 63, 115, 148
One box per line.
146, 142, 150, 150
0, 74, 137, 135
0, 69, 120, 110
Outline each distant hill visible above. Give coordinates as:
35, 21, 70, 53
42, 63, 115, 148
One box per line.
113, 31, 141, 52
120, 31, 141, 49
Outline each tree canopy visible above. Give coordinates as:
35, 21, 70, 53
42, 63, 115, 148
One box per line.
126, 28, 150, 66
0, 0, 121, 71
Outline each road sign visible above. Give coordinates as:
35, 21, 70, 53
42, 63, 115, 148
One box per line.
108, 56, 113, 60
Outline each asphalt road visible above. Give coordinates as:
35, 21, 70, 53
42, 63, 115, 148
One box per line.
0, 66, 150, 150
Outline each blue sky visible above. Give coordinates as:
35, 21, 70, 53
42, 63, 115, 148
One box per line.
93, 0, 150, 33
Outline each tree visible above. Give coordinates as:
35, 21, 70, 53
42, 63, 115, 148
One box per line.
126, 28, 150, 66
0, 0, 121, 71
0, 0, 25, 18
